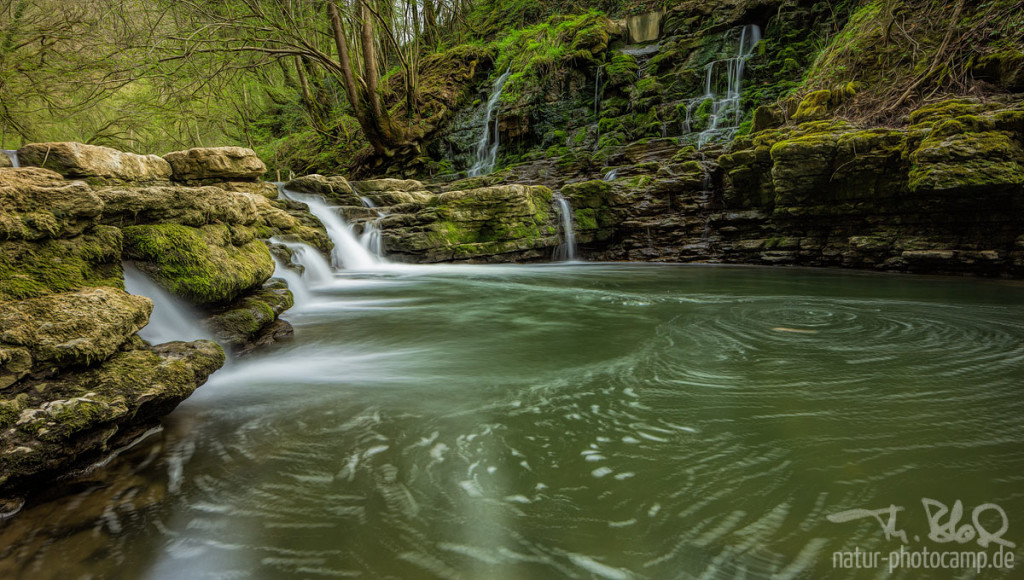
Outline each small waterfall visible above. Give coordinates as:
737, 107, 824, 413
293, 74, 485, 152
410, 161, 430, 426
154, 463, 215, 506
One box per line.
279, 188, 380, 270
355, 190, 386, 259
553, 195, 577, 262
1, 149, 19, 168
603, 169, 618, 181
272, 238, 334, 286
468, 69, 512, 177
594, 65, 602, 118
122, 262, 212, 344
271, 255, 312, 309
693, 24, 761, 149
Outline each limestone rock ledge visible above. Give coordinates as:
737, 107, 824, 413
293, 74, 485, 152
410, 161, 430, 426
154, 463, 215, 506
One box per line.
0, 340, 224, 494
285, 175, 560, 263
0, 143, 324, 498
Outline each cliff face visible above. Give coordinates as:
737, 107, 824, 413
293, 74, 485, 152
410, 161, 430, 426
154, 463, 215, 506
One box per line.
373, 0, 1024, 277
0, 144, 329, 498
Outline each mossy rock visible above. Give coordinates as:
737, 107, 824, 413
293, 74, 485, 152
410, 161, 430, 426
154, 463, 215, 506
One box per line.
0, 287, 152, 386
561, 180, 612, 209
206, 279, 294, 350
0, 226, 124, 301
909, 131, 1024, 193
122, 224, 275, 306
0, 340, 224, 492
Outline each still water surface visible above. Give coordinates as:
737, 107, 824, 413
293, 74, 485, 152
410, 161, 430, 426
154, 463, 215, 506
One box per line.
3, 264, 1023, 579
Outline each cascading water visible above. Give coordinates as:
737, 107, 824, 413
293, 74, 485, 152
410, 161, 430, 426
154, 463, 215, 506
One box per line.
355, 189, 387, 259
467, 69, 512, 177
553, 194, 577, 262
271, 238, 334, 286
122, 261, 212, 344
687, 24, 761, 149
270, 255, 312, 309
603, 169, 618, 181
279, 188, 380, 270
1, 149, 19, 167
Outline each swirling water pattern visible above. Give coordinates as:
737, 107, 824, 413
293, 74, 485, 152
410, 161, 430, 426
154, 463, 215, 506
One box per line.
1, 264, 1022, 579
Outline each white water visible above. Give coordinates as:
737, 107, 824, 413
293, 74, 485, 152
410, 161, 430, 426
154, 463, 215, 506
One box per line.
691, 24, 761, 148
468, 69, 512, 177
122, 261, 212, 344
271, 238, 334, 286
355, 191, 387, 259
553, 195, 577, 261
603, 169, 618, 181
1, 149, 19, 167
270, 255, 313, 309
279, 188, 381, 270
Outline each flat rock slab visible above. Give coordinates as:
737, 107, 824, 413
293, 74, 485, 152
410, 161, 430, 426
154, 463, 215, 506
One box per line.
17, 142, 171, 183
163, 147, 266, 182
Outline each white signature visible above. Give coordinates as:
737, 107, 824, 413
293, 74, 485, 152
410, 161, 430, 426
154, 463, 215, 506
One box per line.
828, 499, 1015, 548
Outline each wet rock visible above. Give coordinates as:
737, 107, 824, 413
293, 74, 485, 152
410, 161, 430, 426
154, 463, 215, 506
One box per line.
0, 340, 224, 494
163, 147, 266, 183
17, 143, 171, 184
205, 279, 293, 352
383, 184, 559, 262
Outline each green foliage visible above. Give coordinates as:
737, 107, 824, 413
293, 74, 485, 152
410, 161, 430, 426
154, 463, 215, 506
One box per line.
492, 11, 611, 108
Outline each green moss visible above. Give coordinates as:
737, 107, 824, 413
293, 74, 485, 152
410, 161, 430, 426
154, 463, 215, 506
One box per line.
792, 90, 833, 121
0, 226, 123, 300
123, 223, 274, 306
574, 208, 598, 230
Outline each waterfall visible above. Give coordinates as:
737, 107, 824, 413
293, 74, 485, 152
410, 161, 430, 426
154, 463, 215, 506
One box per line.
355, 189, 387, 259
122, 261, 212, 344
270, 255, 312, 309
603, 169, 618, 181
279, 188, 380, 270
1, 149, 19, 168
692, 24, 761, 149
594, 65, 602, 118
467, 69, 512, 177
271, 238, 334, 286
553, 195, 577, 262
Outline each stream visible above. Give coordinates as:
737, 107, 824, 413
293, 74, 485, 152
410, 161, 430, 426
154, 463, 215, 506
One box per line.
2, 264, 1022, 579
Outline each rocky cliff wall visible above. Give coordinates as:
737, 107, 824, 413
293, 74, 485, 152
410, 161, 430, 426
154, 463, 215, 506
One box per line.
0, 143, 330, 500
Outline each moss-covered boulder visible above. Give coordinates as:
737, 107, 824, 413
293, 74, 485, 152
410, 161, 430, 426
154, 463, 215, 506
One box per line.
0, 288, 152, 387
383, 184, 558, 262
0, 227, 124, 301
122, 224, 275, 306
206, 279, 293, 352
17, 143, 171, 184
163, 147, 266, 183
0, 340, 224, 493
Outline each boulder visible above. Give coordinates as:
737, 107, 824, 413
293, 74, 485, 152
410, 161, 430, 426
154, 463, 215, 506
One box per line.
0, 287, 152, 386
0, 340, 224, 493
350, 178, 424, 193
17, 142, 171, 183
122, 223, 275, 306
383, 184, 559, 262
163, 147, 266, 182
0, 227, 124, 301
97, 185, 261, 228
205, 279, 293, 352
285, 174, 355, 204
0, 167, 103, 239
